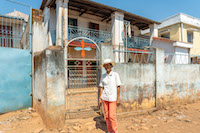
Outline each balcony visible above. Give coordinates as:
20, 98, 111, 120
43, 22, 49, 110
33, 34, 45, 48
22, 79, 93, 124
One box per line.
125, 36, 150, 49
50, 26, 150, 49
51, 25, 112, 45
68, 25, 112, 44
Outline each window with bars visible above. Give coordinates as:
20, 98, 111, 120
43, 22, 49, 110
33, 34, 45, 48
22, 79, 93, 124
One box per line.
187, 31, 193, 43
0, 25, 13, 47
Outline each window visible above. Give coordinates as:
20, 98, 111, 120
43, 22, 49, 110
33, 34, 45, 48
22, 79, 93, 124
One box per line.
68, 18, 77, 26
187, 31, 193, 43
89, 22, 99, 30
89, 22, 99, 37
160, 33, 170, 39
0, 25, 13, 47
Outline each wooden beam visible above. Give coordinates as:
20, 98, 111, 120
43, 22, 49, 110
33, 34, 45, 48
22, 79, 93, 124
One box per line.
79, 9, 88, 16
107, 18, 111, 23
131, 20, 140, 25
69, 7, 106, 18
101, 16, 110, 22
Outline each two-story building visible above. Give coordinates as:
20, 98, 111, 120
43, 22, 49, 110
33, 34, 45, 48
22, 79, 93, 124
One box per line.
142, 13, 200, 63
38, 0, 159, 59
35, 0, 160, 115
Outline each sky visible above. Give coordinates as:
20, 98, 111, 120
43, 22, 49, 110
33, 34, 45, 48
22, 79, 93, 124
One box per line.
1, 0, 200, 21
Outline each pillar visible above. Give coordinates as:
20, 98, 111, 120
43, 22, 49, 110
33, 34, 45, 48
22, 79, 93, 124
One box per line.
112, 12, 124, 63
45, 49, 65, 128
100, 43, 114, 74
150, 23, 158, 46
63, 0, 68, 47
155, 48, 165, 109
56, 0, 63, 46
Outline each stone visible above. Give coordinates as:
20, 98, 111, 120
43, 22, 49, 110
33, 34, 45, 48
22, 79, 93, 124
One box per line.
33, 127, 44, 133
67, 129, 75, 133
167, 119, 173, 123
140, 126, 150, 130
132, 118, 140, 123
140, 119, 146, 123
151, 124, 158, 128
165, 106, 170, 110
72, 126, 81, 132
127, 126, 137, 131
85, 121, 96, 131
127, 126, 132, 130
185, 119, 191, 122
85, 121, 96, 126
157, 117, 161, 120
60, 129, 67, 133
141, 123, 146, 126
176, 115, 186, 120
87, 125, 95, 131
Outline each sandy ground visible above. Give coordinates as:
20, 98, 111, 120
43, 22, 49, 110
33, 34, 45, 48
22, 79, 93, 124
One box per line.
1, 101, 200, 133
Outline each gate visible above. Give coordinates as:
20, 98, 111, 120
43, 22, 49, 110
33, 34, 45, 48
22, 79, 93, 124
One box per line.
65, 37, 101, 118
0, 0, 32, 114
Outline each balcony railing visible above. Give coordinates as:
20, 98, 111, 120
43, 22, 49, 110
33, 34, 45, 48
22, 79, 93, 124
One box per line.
125, 36, 150, 49
68, 25, 112, 44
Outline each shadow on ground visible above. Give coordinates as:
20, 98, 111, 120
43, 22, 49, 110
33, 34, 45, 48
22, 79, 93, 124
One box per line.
94, 115, 107, 132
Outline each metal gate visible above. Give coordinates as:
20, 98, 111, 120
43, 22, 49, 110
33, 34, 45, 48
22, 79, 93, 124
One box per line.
0, 0, 32, 114
65, 37, 101, 118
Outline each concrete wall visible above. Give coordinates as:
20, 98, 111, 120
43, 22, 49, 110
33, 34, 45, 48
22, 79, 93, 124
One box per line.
34, 47, 65, 128
113, 63, 156, 113
164, 64, 200, 105
101, 43, 200, 112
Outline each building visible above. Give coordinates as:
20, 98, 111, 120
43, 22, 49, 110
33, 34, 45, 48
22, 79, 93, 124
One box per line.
32, 0, 160, 121
142, 13, 200, 64
37, 0, 160, 87
0, 11, 28, 48
38, 0, 159, 56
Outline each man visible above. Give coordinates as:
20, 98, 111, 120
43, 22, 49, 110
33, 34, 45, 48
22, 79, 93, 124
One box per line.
99, 59, 121, 133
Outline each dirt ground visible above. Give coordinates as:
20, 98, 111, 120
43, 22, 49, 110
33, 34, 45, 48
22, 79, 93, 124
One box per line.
1, 101, 200, 133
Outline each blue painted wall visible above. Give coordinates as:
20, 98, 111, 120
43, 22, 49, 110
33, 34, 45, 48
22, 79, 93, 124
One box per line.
0, 47, 32, 114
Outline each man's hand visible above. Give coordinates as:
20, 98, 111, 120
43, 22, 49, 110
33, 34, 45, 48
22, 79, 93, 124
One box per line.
117, 98, 120, 106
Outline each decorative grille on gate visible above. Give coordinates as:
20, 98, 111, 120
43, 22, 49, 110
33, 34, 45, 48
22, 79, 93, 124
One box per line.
65, 40, 101, 119
68, 60, 98, 89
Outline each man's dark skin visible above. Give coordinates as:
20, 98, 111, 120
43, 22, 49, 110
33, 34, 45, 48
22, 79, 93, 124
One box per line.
99, 63, 120, 107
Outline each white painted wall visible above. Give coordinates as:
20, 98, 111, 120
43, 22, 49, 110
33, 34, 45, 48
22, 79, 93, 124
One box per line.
43, 7, 50, 48
175, 47, 189, 64
32, 21, 46, 53
152, 39, 191, 64
152, 40, 175, 53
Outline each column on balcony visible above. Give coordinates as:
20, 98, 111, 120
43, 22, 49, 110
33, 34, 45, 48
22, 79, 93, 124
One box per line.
150, 23, 158, 46
112, 12, 125, 63
56, 0, 63, 46
63, 0, 69, 46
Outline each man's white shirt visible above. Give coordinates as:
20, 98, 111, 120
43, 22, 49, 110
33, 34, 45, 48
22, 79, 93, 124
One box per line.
99, 71, 121, 102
